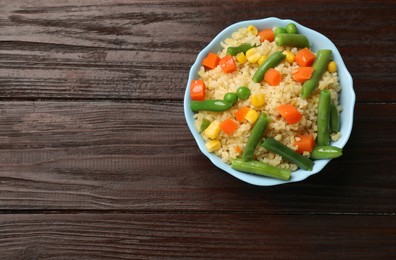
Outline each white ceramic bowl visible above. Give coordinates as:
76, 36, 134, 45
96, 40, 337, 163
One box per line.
184, 17, 355, 186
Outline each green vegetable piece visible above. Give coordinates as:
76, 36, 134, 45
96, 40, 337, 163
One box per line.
200, 118, 211, 132
224, 92, 238, 104
330, 103, 340, 132
275, 33, 309, 48
285, 23, 298, 34
311, 145, 343, 159
261, 137, 314, 171
242, 113, 270, 162
226, 43, 253, 56
301, 49, 332, 99
317, 90, 331, 146
236, 86, 251, 100
252, 51, 286, 83
273, 26, 287, 36
231, 158, 291, 181
190, 100, 233, 113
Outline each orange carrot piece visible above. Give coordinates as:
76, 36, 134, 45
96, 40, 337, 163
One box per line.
292, 66, 315, 83
295, 47, 316, 67
294, 134, 315, 153
220, 118, 239, 135
190, 79, 206, 101
219, 55, 237, 73
235, 145, 242, 153
264, 68, 282, 86
202, 52, 220, 69
234, 106, 250, 122
277, 104, 302, 124
258, 28, 275, 42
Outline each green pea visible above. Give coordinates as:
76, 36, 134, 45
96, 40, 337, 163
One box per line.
273, 26, 287, 36
236, 86, 251, 100
285, 23, 298, 34
224, 92, 238, 104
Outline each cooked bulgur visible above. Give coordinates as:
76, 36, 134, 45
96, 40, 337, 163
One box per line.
193, 26, 341, 171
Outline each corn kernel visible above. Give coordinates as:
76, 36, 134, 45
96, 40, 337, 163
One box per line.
245, 109, 259, 124
327, 61, 337, 73
205, 140, 221, 152
247, 25, 259, 36
250, 94, 266, 107
283, 50, 295, 64
257, 55, 268, 66
246, 48, 261, 64
236, 52, 247, 64
204, 120, 221, 139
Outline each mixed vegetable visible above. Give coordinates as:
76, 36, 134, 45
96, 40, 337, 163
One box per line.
189, 22, 343, 180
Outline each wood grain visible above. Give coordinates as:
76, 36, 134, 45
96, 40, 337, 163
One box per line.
1, 1, 396, 258
1, 213, 395, 259
0, 101, 394, 212
0, 0, 395, 101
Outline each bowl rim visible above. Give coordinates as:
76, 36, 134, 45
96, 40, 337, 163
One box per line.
184, 17, 355, 186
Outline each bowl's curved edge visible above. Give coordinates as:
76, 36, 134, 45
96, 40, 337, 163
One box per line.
184, 17, 355, 186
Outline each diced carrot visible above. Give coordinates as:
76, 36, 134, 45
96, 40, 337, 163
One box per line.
202, 52, 220, 69
190, 79, 206, 101
219, 55, 237, 73
264, 68, 282, 86
235, 145, 242, 154
295, 47, 316, 67
277, 104, 302, 124
294, 134, 315, 153
258, 28, 275, 42
220, 118, 239, 135
292, 66, 315, 83
234, 106, 250, 122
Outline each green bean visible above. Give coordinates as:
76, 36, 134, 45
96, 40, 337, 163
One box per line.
317, 90, 331, 146
226, 43, 253, 56
274, 33, 309, 48
311, 146, 342, 159
200, 118, 211, 132
301, 49, 332, 99
285, 23, 298, 34
261, 137, 313, 171
330, 103, 340, 132
252, 51, 285, 83
224, 92, 238, 105
231, 158, 291, 181
190, 100, 233, 112
236, 86, 251, 100
242, 113, 270, 161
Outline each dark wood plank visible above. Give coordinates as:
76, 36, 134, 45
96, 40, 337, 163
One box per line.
1, 213, 395, 259
0, 101, 395, 213
0, 0, 395, 101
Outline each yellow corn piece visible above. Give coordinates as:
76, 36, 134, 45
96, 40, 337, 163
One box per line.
283, 50, 295, 64
205, 140, 221, 152
247, 25, 259, 36
251, 94, 266, 107
236, 52, 247, 64
245, 109, 259, 124
246, 48, 261, 64
257, 55, 268, 66
204, 120, 221, 139
327, 61, 337, 73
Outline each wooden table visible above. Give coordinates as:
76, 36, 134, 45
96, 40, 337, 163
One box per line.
1, 1, 395, 259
